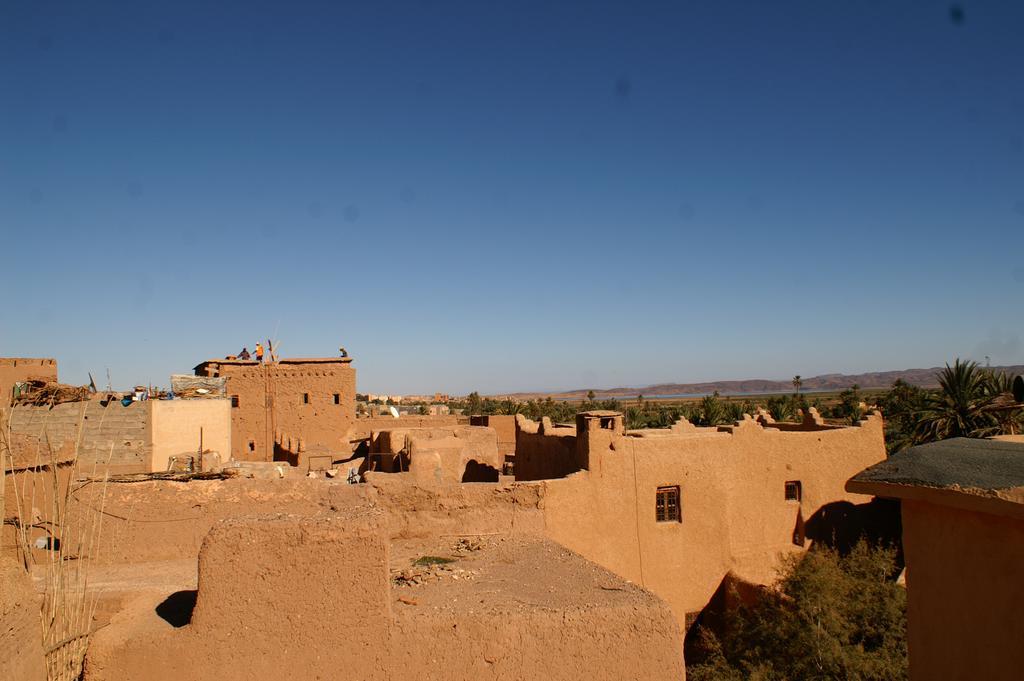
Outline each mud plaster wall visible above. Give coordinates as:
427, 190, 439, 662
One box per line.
85, 517, 684, 681
9, 400, 151, 474
85, 513, 392, 681
371, 426, 501, 480
901, 499, 1024, 681
470, 415, 516, 455
0, 558, 46, 681
197, 361, 356, 462
0, 357, 57, 408
533, 413, 887, 629
149, 399, 231, 472
352, 415, 459, 443
406, 432, 501, 483
15, 477, 546, 567
514, 417, 578, 481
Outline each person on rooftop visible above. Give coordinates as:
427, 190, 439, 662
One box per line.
238, 347, 251, 360
255, 343, 264, 362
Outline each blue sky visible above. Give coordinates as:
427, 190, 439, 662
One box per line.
2, 1, 1023, 394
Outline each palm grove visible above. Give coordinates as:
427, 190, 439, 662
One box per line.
455, 359, 1022, 455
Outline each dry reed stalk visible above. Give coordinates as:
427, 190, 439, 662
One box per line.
3, 400, 117, 681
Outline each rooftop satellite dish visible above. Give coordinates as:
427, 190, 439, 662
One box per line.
1013, 375, 1024, 404
389, 406, 400, 419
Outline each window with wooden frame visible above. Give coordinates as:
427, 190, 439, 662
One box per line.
785, 480, 802, 502
655, 486, 681, 523
231, 395, 239, 408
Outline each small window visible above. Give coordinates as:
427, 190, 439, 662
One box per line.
231, 395, 239, 408
333, 393, 340, 405
248, 440, 256, 452
302, 393, 310, 404
656, 486, 681, 523
785, 480, 802, 502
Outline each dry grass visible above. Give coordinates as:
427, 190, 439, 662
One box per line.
2, 402, 115, 681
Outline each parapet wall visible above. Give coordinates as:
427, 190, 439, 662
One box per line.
469, 415, 517, 456
351, 415, 459, 443
514, 415, 579, 481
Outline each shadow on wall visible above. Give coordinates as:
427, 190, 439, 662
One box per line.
155, 591, 197, 628
462, 460, 499, 483
684, 498, 903, 666
805, 498, 903, 559
682, 572, 767, 665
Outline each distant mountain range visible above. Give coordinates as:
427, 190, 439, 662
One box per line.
503, 365, 1024, 400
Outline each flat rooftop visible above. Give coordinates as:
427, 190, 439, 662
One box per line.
389, 535, 660, 616
194, 357, 353, 372
847, 437, 1024, 517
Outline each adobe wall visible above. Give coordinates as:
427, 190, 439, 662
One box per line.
351, 414, 459, 443
0, 558, 46, 681
470, 415, 516, 455
388, 537, 685, 681
0, 357, 57, 407
406, 432, 501, 483
514, 416, 579, 481
85, 516, 684, 681
196, 359, 356, 462
84, 513, 392, 681
7, 475, 545, 567
9, 400, 151, 474
149, 399, 231, 472
533, 412, 887, 630
901, 499, 1024, 681
369, 425, 502, 481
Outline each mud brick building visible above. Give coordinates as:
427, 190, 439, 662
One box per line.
193, 357, 356, 462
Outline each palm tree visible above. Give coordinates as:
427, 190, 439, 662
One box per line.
914, 359, 994, 443
700, 394, 725, 426
495, 399, 523, 416
792, 375, 802, 396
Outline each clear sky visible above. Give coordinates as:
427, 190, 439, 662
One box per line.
2, 1, 1023, 394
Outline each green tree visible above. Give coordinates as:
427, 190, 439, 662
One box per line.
792, 375, 803, 396
766, 395, 795, 422
828, 384, 864, 424
689, 542, 907, 681
466, 391, 482, 416
495, 398, 523, 415
699, 394, 725, 426
914, 360, 992, 443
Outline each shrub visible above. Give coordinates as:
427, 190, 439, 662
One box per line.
688, 541, 906, 681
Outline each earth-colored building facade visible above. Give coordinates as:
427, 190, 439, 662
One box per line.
849, 438, 1024, 681
517, 409, 887, 628
194, 357, 355, 462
